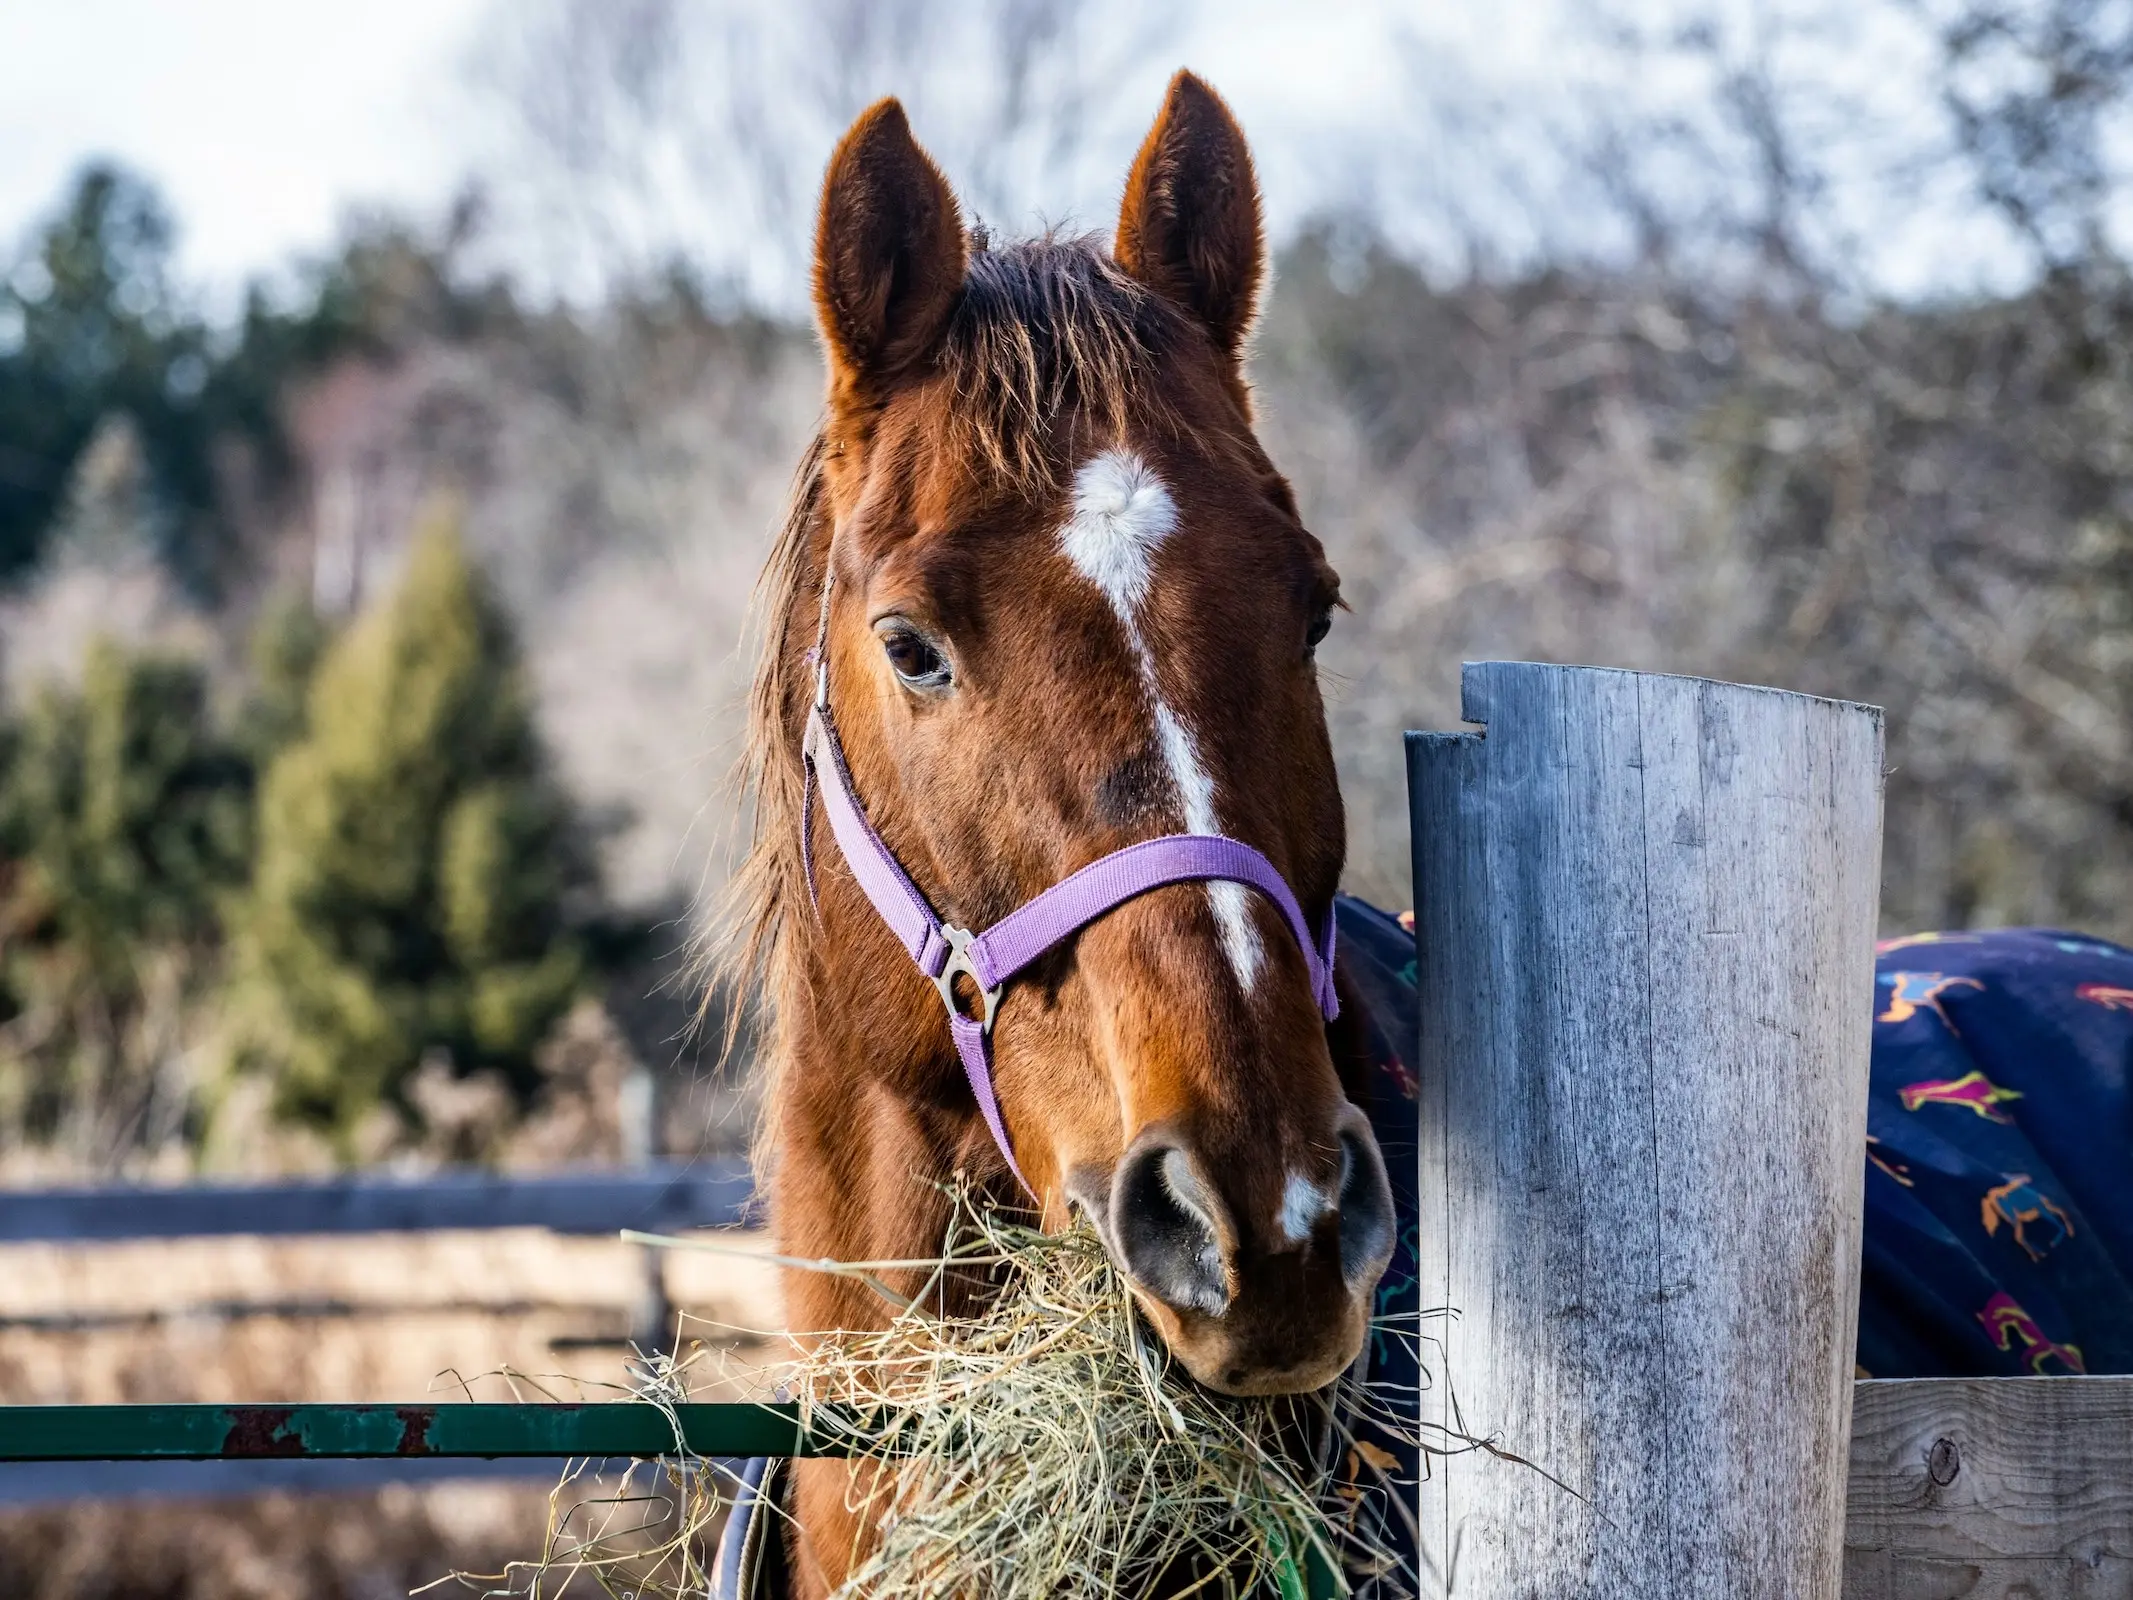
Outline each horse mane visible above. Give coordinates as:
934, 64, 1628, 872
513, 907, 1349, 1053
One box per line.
705, 234, 1191, 1166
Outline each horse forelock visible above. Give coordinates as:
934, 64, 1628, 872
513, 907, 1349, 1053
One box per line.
936, 233, 1193, 493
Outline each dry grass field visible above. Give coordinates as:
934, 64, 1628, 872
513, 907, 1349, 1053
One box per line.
0, 1227, 784, 1596
0, 1483, 557, 1600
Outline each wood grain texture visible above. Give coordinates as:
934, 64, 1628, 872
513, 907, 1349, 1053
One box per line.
1845, 1376, 2133, 1600
1407, 661, 1885, 1598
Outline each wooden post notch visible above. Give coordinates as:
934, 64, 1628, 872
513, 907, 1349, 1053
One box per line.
1406, 662, 1884, 1599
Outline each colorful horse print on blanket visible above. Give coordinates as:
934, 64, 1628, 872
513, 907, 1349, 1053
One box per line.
1857, 927, 2133, 1376
1314, 919, 2133, 1386
1325, 919, 2133, 1381
1342, 919, 2132, 1380
1350, 920, 2132, 1381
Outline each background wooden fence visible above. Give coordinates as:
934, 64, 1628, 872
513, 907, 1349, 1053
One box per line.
0, 1160, 751, 1243
0, 1159, 753, 1503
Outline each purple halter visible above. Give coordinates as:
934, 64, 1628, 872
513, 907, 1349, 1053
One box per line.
799, 582, 1338, 1199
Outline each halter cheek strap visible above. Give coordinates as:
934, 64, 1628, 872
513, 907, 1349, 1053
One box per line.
797, 576, 1337, 1200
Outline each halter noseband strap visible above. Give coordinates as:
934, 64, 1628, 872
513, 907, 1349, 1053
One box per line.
799, 589, 1338, 1199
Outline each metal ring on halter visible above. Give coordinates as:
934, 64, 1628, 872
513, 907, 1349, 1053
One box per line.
933, 924, 1002, 1031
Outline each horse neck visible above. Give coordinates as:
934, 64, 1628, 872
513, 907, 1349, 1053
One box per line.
767, 911, 1004, 1335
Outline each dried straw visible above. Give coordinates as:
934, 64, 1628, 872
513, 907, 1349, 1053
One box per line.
777, 1197, 1407, 1600
421, 1352, 735, 1599
451, 1193, 1415, 1598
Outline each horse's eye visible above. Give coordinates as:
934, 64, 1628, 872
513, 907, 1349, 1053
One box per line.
880, 627, 953, 691
1305, 607, 1334, 651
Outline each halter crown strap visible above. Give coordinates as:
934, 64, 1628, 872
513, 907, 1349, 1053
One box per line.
800, 677, 1337, 1200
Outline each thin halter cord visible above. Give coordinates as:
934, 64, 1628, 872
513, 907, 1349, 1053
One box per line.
797, 565, 1338, 1200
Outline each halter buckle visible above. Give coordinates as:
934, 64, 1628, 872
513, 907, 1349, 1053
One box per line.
933, 923, 1002, 1032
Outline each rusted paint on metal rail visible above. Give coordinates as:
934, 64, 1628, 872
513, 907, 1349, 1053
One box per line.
0, 1403, 831, 1461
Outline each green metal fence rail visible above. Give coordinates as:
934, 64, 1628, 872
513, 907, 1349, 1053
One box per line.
0, 1403, 833, 1462
0, 1403, 1341, 1598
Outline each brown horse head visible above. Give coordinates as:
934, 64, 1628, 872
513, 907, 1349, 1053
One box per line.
741, 71, 1394, 1402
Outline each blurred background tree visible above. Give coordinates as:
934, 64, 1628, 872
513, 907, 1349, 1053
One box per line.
0, 638, 250, 1168
232, 589, 332, 763
0, 162, 438, 603
228, 509, 596, 1146
0, 164, 276, 597
0, 403, 256, 1172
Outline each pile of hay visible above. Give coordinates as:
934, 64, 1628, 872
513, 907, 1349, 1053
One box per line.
475, 1197, 1411, 1599
773, 1197, 1406, 1600
802, 1211, 1399, 1595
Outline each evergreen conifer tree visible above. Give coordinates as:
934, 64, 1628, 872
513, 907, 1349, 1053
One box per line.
233, 510, 592, 1141
234, 589, 330, 762
0, 639, 250, 1155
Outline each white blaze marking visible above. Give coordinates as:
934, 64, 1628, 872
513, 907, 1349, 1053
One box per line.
1278, 1173, 1331, 1244
1153, 705, 1262, 988
1060, 449, 1264, 992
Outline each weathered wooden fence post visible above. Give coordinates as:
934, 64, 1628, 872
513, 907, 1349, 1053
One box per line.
1406, 662, 1884, 1598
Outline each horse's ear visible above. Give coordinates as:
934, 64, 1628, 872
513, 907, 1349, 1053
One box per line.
813, 99, 966, 401
1114, 71, 1264, 364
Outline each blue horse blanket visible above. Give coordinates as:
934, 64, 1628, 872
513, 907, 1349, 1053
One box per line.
1342, 910, 2133, 1383
1856, 927, 2133, 1377
1342, 912, 2133, 1383
714, 914, 2133, 1595
1323, 911, 2133, 1598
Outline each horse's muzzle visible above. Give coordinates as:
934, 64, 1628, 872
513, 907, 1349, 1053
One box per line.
1080, 1103, 1396, 1396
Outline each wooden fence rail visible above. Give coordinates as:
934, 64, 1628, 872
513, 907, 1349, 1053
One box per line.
0, 1159, 752, 1242
1844, 1375, 2133, 1599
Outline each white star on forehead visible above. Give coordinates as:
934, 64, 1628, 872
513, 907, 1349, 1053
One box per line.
1057, 448, 1264, 993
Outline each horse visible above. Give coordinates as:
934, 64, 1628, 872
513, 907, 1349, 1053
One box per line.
717, 72, 1401, 1597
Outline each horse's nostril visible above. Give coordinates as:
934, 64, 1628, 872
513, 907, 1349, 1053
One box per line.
1112, 1141, 1230, 1317
1337, 1127, 1397, 1291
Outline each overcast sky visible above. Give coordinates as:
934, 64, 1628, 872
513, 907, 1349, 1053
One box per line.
0, 0, 2050, 308
1, 0, 493, 288
0, 0, 1450, 294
